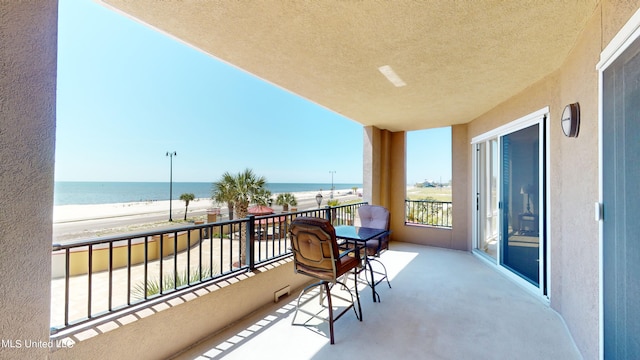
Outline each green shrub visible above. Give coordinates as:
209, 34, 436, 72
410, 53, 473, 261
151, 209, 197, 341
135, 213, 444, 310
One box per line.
327, 199, 340, 207
132, 266, 216, 299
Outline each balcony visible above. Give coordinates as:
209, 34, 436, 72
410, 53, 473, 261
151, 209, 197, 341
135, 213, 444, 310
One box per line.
169, 243, 579, 359
50, 204, 364, 333
48, 205, 579, 359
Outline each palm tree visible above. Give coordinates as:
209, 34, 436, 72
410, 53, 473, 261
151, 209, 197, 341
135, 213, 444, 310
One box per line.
254, 188, 273, 207
212, 172, 236, 220
213, 169, 268, 265
232, 169, 267, 265
275, 192, 297, 212
232, 168, 267, 220
179, 193, 195, 221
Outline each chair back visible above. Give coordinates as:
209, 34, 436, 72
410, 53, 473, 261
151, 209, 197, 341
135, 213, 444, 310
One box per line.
358, 205, 390, 231
289, 217, 340, 281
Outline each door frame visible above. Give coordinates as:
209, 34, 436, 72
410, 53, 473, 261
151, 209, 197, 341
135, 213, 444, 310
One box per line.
596, 7, 640, 359
471, 107, 550, 299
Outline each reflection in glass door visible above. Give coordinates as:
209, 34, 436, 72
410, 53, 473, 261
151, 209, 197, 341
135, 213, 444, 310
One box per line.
501, 124, 540, 285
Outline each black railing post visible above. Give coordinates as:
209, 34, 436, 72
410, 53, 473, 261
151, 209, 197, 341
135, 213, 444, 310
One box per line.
325, 205, 332, 223
159, 234, 164, 294
247, 215, 255, 270
88, 244, 93, 318
64, 249, 70, 326
173, 231, 178, 290
108, 242, 113, 311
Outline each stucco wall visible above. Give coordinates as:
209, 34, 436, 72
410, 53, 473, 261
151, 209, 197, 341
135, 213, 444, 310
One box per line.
464, 34, 597, 360
381, 130, 449, 247
363, 126, 393, 207
451, 125, 469, 251
463, 3, 640, 359
553, 8, 602, 359
602, 0, 640, 43
0, 1, 57, 359
388, 131, 406, 239
369, 121, 475, 250
50, 260, 310, 360
362, 126, 376, 205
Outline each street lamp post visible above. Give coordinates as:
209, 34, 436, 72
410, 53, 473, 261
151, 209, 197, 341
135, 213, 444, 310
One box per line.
329, 170, 336, 199
166, 151, 177, 221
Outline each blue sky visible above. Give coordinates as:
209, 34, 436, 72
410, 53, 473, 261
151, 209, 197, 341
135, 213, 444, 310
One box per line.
55, 0, 451, 185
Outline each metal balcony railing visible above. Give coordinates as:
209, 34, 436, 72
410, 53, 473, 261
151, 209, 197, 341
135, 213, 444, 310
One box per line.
405, 199, 452, 228
50, 202, 366, 334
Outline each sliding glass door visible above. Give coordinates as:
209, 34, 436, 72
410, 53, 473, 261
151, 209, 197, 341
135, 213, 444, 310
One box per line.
473, 110, 546, 294
476, 139, 499, 260
501, 124, 540, 285
601, 32, 640, 358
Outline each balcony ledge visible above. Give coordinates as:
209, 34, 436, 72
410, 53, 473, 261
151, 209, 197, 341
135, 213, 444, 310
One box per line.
49, 256, 309, 359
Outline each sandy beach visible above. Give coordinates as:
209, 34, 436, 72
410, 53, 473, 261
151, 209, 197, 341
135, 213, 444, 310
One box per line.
53, 189, 361, 223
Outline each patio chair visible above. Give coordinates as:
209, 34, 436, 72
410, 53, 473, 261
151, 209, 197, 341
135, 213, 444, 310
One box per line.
289, 217, 362, 344
358, 204, 392, 297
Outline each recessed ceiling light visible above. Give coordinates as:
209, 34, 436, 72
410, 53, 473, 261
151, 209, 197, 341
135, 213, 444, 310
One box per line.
378, 65, 406, 87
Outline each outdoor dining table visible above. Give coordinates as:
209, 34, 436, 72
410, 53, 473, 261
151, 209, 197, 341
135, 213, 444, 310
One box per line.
334, 225, 389, 303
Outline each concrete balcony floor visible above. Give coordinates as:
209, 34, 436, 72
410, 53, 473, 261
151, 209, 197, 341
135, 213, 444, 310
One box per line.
170, 242, 581, 360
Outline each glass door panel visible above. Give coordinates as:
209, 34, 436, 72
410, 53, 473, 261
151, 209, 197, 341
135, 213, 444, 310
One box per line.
476, 139, 499, 259
500, 124, 540, 285
602, 34, 640, 358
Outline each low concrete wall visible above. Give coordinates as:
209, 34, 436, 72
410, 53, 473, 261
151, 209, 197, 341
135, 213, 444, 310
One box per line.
49, 258, 310, 360
393, 224, 454, 249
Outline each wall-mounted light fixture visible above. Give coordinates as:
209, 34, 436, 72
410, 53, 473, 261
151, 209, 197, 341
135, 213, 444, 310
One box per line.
561, 103, 580, 138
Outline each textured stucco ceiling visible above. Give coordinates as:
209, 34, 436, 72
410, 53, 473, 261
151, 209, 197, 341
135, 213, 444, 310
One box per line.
100, 0, 598, 132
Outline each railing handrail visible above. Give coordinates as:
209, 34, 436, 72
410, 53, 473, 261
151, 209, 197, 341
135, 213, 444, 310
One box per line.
50, 202, 368, 334
406, 199, 452, 204
52, 217, 249, 250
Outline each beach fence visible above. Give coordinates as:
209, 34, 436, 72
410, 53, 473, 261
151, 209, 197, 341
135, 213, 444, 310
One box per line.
50, 202, 367, 335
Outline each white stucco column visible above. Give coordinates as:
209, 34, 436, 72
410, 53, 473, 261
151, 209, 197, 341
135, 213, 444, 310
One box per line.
0, 2, 57, 358
363, 126, 394, 207
363, 126, 375, 204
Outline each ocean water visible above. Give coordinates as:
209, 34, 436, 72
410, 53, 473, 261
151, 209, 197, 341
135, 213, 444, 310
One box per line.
54, 182, 362, 206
